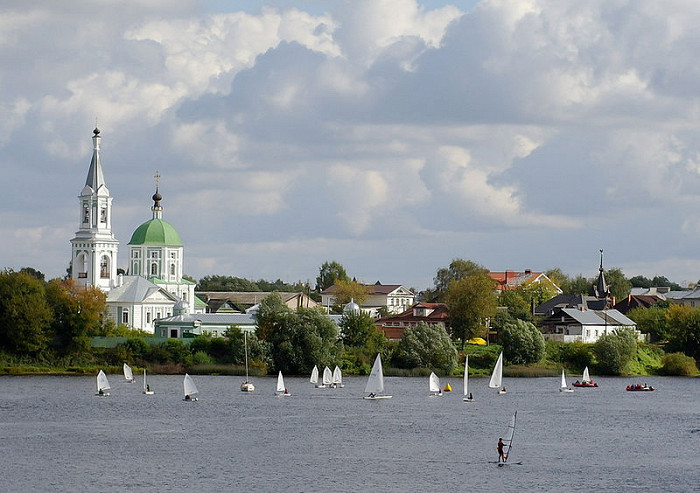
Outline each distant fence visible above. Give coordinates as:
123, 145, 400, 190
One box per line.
91, 336, 194, 348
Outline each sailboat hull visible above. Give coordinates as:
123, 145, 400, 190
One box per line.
241, 383, 255, 392
559, 388, 574, 393
143, 390, 154, 395
363, 395, 392, 400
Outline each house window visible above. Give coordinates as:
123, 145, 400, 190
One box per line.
146, 312, 152, 324
122, 311, 129, 324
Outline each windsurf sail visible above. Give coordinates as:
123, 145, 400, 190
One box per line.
503, 411, 517, 462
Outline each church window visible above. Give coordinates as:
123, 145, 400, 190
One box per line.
150, 262, 158, 276
83, 204, 89, 224
132, 262, 139, 276
150, 251, 159, 259
77, 253, 88, 278
170, 252, 176, 259
100, 207, 107, 223
132, 250, 140, 258
170, 263, 176, 276
100, 256, 110, 278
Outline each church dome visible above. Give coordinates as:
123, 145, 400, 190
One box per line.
128, 218, 183, 246
343, 299, 360, 314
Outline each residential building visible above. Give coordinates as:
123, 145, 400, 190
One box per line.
488, 269, 562, 294
321, 281, 415, 317
198, 291, 317, 313
539, 307, 640, 343
374, 302, 449, 340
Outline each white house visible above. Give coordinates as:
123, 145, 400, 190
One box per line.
540, 308, 640, 343
321, 282, 415, 317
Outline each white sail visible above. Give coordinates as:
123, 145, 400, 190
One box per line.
332, 366, 343, 386
143, 369, 154, 394
503, 411, 517, 462
310, 365, 319, 384
277, 371, 285, 392
241, 331, 254, 392
123, 363, 134, 381
364, 354, 385, 394
429, 372, 441, 393
489, 352, 504, 389
96, 370, 110, 392
322, 366, 332, 385
463, 356, 469, 397
183, 373, 198, 397
560, 369, 567, 388
582, 366, 591, 383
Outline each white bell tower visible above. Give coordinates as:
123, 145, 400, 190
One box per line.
70, 127, 119, 291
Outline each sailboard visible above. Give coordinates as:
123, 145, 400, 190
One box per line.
499, 411, 517, 466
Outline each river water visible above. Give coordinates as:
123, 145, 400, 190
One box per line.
0, 374, 697, 492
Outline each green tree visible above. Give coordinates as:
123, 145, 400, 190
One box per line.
430, 259, 487, 302
45, 279, 107, 353
332, 280, 368, 310
0, 270, 52, 354
567, 275, 592, 295
659, 352, 698, 376
446, 273, 498, 348
665, 304, 700, 361
394, 322, 457, 374
627, 305, 670, 342
315, 261, 350, 292
255, 292, 291, 341
593, 328, 637, 375
340, 309, 385, 351
498, 290, 532, 321
499, 319, 545, 364
604, 268, 632, 302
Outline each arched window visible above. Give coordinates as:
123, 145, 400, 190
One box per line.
151, 262, 158, 276
170, 263, 176, 276
100, 256, 110, 278
77, 253, 88, 278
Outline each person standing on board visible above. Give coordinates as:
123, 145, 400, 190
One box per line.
497, 437, 505, 463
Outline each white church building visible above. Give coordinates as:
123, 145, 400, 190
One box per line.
70, 128, 204, 333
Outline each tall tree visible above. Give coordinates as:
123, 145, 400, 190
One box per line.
332, 280, 368, 309
315, 261, 350, 292
446, 273, 498, 348
499, 319, 545, 364
430, 259, 487, 302
340, 309, 384, 350
394, 322, 458, 374
604, 268, 632, 302
0, 270, 52, 354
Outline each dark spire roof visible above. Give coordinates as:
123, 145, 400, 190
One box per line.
84, 127, 106, 191
594, 249, 610, 299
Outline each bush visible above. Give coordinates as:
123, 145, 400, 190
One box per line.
545, 340, 593, 370
659, 352, 698, 376
500, 319, 545, 365
192, 351, 213, 365
394, 322, 457, 374
593, 328, 637, 375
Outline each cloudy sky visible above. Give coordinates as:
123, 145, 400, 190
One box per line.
3, 0, 700, 290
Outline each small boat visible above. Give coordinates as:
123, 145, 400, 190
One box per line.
559, 369, 574, 393
498, 411, 517, 466
572, 366, 598, 387
276, 371, 291, 397
429, 372, 443, 396
322, 366, 333, 388
331, 366, 344, 388
96, 370, 110, 396
489, 352, 507, 394
240, 331, 255, 392
310, 365, 325, 388
123, 363, 135, 383
626, 383, 655, 391
183, 373, 199, 401
142, 369, 154, 395
463, 356, 473, 402
363, 353, 392, 400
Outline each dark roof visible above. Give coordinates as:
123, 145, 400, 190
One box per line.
375, 303, 449, 323
321, 283, 405, 295
535, 294, 608, 316
613, 295, 664, 314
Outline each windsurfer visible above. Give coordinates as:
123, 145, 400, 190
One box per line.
497, 438, 505, 463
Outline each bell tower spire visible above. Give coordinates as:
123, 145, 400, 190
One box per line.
70, 126, 119, 291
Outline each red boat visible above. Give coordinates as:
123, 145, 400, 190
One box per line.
626, 384, 655, 391
573, 381, 598, 388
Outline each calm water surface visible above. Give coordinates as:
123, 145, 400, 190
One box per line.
1, 374, 697, 492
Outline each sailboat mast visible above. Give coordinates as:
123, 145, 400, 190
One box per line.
244, 331, 249, 380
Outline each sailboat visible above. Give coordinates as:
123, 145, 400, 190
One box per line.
240, 331, 255, 392
573, 366, 599, 387
429, 372, 443, 396
559, 369, 574, 393
310, 365, 324, 388
498, 411, 518, 466
123, 363, 135, 383
363, 353, 392, 400
489, 352, 506, 394
276, 371, 291, 396
331, 366, 344, 388
142, 369, 154, 395
183, 373, 198, 401
322, 366, 333, 388
463, 356, 473, 402
96, 370, 110, 396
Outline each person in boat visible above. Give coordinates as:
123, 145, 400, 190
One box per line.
146, 384, 151, 392
284, 388, 290, 395
497, 438, 505, 463
368, 393, 376, 398
185, 394, 191, 401
98, 388, 104, 396
501, 387, 506, 392
468, 392, 473, 400
575, 380, 580, 384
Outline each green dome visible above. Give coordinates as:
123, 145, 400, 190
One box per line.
128, 218, 183, 246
